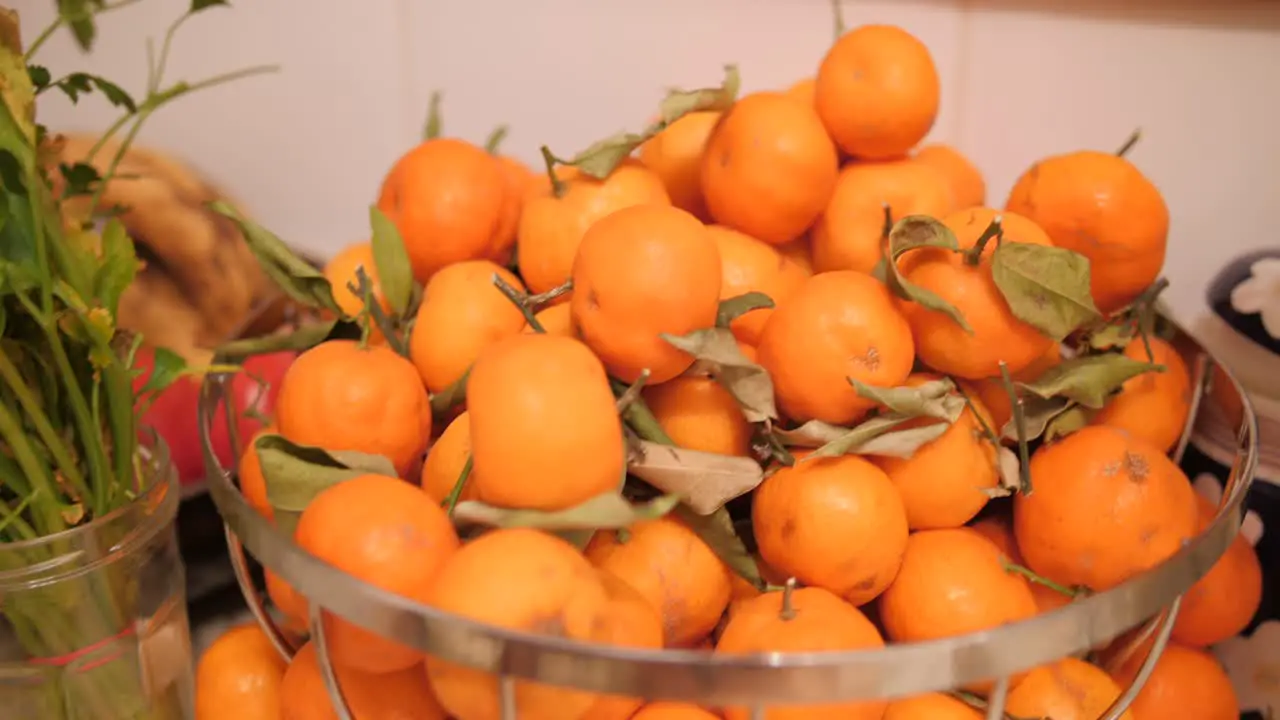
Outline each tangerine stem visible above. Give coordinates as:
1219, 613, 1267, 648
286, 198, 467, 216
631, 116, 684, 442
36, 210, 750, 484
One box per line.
431, 368, 469, 419
998, 361, 1034, 495
615, 369, 651, 412
492, 273, 544, 332
443, 455, 473, 516
779, 577, 799, 621
423, 91, 443, 141
830, 0, 847, 42
880, 203, 894, 241
540, 145, 567, 198
1001, 557, 1082, 598
484, 124, 509, 154
954, 382, 1000, 449
1116, 128, 1142, 158
963, 216, 1004, 266
527, 280, 573, 309
610, 378, 674, 445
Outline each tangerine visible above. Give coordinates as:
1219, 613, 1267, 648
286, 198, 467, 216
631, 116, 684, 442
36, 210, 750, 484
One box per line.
1112, 643, 1239, 720
1005, 150, 1169, 314
237, 425, 276, 520
1090, 335, 1192, 453
321, 242, 388, 318
631, 703, 721, 720
899, 208, 1056, 380
811, 158, 953, 275
276, 340, 432, 478
914, 144, 986, 211
639, 110, 721, 219
294, 473, 460, 674
570, 204, 722, 384
878, 527, 1038, 642
784, 77, 816, 107
752, 454, 908, 606
1171, 494, 1263, 647
815, 24, 940, 160
409, 259, 527, 393
701, 91, 839, 245
264, 569, 309, 637
376, 138, 507, 282
716, 585, 887, 720
420, 410, 475, 505
708, 224, 808, 346
517, 159, 670, 295
1014, 425, 1199, 591
579, 570, 667, 720
775, 236, 814, 275
467, 333, 625, 510
585, 516, 734, 647
757, 270, 914, 424
523, 302, 575, 337
1005, 658, 1134, 720
884, 693, 982, 720
871, 376, 999, 529
968, 515, 1075, 615
492, 154, 538, 266
642, 376, 752, 456
280, 642, 446, 720
966, 341, 1062, 432
424, 528, 618, 720
194, 624, 287, 720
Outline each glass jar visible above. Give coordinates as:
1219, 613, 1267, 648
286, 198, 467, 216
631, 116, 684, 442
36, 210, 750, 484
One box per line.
0, 438, 193, 720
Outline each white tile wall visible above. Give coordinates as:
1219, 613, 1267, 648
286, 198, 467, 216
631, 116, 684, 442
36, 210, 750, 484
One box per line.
19, 0, 1280, 324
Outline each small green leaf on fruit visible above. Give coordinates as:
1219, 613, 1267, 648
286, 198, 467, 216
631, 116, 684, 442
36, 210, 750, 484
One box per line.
675, 504, 762, 590
209, 201, 343, 315
990, 242, 1102, 342
368, 205, 413, 316
851, 378, 965, 421
1043, 404, 1095, 442
663, 327, 777, 421
452, 492, 680, 530
716, 291, 774, 328
627, 440, 764, 515
1001, 394, 1073, 442
1018, 352, 1162, 409
882, 215, 973, 333
657, 64, 741, 124
255, 434, 396, 535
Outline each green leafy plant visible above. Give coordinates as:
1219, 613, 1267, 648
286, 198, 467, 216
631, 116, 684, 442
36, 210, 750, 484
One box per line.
0, 1, 272, 716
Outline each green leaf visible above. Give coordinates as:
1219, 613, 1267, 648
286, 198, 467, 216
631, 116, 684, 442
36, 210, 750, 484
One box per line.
0, 150, 26, 197
626, 440, 764, 515
49, 73, 93, 102
82, 74, 137, 112
850, 378, 965, 421
674, 504, 762, 590
58, 0, 102, 52
422, 91, 443, 141
990, 242, 1102, 342
559, 65, 740, 180
1017, 352, 1163, 409
94, 218, 139, 316
1043, 404, 1095, 442
26, 65, 51, 90
138, 347, 188, 396
190, 0, 230, 12
368, 205, 413, 316
1000, 394, 1073, 443
881, 215, 973, 333
215, 319, 359, 359
661, 327, 777, 422
255, 433, 397, 535
716, 291, 774, 329
452, 492, 680, 530
807, 413, 948, 460
209, 201, 343, 315
59, 161, 101, 198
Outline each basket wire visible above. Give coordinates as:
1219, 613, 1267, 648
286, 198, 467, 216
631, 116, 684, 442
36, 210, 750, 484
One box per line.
199, 322, 1259, 719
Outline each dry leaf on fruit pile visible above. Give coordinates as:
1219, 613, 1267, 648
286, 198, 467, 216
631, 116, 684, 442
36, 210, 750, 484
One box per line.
775, 378, 967, 461
627, 440, 765, 515
452, 492, 681, 531
662, 326, 778, 422
1000, 352, 1164, 442
877, 215, 974, 333
255, 434, 398, 535
675, 505, 764, 590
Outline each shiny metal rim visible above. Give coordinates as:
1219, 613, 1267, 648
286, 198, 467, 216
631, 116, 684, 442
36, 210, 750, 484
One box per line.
198, 325, 1259, 707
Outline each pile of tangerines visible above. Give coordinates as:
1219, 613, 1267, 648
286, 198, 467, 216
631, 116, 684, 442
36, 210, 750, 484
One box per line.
195, 18, 1260, 720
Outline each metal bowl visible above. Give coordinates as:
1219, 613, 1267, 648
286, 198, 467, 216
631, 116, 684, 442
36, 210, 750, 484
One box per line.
200, 316, 1258, 720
